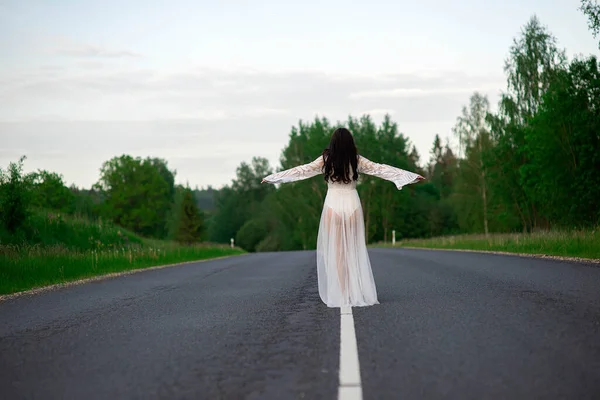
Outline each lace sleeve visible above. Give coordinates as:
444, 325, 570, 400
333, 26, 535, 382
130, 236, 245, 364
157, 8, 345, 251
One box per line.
358, 155, 424, 190
262, 156, 324, 184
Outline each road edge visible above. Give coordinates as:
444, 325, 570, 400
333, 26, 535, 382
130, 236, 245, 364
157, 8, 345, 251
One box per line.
391, 246, 600, 265
0, 254, 245, 303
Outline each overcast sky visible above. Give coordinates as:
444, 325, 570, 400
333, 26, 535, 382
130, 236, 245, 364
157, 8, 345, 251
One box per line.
1, 0, 598, 189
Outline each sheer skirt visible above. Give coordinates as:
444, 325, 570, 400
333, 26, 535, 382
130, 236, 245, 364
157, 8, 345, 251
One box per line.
316, 187, 379, 307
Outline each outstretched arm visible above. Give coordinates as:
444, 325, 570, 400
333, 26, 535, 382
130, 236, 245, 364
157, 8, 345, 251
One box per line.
358, 155, 424, 189
261, 156, 324, 184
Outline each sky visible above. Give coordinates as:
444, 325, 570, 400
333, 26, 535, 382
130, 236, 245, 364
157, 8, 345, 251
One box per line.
1, 0, 598, 189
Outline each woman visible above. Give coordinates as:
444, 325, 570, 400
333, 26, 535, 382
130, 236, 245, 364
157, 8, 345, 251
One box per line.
261, 127, 424, 307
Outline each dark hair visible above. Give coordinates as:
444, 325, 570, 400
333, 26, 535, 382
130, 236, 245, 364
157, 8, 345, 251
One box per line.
322, 127, 359, 184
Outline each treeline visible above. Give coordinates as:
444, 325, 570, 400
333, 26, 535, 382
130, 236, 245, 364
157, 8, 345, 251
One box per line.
209, 14, 600, 251
2, 11, 598, 252
0, 155, 205, 245
209, 117, 433, 251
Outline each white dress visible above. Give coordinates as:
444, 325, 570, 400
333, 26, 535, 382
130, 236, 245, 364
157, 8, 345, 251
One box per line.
262, 155, 422, 307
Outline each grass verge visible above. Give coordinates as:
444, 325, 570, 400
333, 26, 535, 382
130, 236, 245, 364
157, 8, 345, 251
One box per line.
372, 229, 600, 261
0, 211, 245, 295
0, 243, 244, 295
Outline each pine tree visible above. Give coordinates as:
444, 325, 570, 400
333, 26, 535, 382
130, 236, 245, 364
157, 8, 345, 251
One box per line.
175, 188, 205, 244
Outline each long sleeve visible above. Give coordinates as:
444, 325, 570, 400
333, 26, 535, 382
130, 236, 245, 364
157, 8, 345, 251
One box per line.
262, 156, 324, 184
358, 155, 423, 190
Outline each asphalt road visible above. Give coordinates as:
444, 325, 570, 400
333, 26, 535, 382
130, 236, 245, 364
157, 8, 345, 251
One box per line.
1, 249, 599, 399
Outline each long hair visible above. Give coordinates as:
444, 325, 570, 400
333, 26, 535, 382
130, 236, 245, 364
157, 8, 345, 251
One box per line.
322, 127, 359, 184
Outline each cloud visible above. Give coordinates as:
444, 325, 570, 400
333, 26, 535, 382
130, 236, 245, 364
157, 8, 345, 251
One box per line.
78, 61, 107, 70
242, 108, 290, 117
39, 65, 66, 72
349, 84, 503, 100
0, 119, 288, 189
0, 66, 506, 128
0, 65, 503, 119
0, 64, 505, 188
363, 109, 396, 117
51, 41, 142, 58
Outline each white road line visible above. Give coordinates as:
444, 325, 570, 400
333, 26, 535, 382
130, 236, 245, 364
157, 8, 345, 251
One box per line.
338, 306, 363, 400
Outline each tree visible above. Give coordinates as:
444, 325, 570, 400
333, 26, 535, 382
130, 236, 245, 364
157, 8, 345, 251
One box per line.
174, 187, 205, 244
452, 92, 492, 235
0, 156, 31, 233
502, 15, 567, 122
193, 186, 217, 211
94, 155, 175, 238
209, 157, 274, 244
488, 15, 567, 232
523, 55, 600, 227
427, 134, 457, 200
71, 187, 102, 219
580, 0, 600, 47
425, 136, 459, 236
29, 170, 75, 213
166, 185, 185, 240
236, 218, 268, 252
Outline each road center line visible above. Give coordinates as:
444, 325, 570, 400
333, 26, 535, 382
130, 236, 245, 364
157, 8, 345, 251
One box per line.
338, 306, 363, 400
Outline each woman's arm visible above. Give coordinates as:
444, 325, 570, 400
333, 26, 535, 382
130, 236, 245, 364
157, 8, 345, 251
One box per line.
358, 155, 424, 189
261, 156, 324, 184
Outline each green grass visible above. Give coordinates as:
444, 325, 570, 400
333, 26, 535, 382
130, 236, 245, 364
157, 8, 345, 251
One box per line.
0, 211, 245, 295
372, 229, 600, 261
0, 211, 143, 250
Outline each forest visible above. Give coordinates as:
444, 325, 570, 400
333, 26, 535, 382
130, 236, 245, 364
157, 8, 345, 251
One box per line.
208, 11, 600, 252
2, 6, 599, 257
